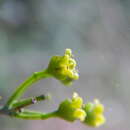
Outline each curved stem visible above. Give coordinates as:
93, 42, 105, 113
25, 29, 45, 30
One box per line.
5, 69, 51, 108
12, 109, 58, 120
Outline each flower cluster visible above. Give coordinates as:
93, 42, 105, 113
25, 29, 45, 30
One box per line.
1, 48, 106, 128
47, 49, 79, 85
83, 99, 106, 127
57, 93, 105, 127
57, 92, 86, 121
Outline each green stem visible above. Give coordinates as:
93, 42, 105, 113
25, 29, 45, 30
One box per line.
11, 95, 49, 110
5, 69, 51, 108
12, 109, 58, 120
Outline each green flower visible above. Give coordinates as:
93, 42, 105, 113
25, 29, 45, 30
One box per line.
46, 49, 79, 85
57, 92, 86, 122
83, 99, 106, 127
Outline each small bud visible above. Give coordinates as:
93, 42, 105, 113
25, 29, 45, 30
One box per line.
47, 49, 79, 85
71, 92, 83, 108
57, 93, 86, 122
65, 48, 72, 56
83, 99, 106, 127
93, 99, 104, 114
73, 109, 86, 121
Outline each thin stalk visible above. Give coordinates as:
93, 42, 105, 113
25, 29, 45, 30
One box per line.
11, 95, 49, 110
13, 109, 58, 120
5, 69, 51, 108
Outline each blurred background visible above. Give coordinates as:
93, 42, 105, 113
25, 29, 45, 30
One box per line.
0, 0, 130, 130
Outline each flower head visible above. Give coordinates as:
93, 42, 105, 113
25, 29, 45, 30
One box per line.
83, 99, 106, 127
57, 92, 86, 122
47, 49, 79, 85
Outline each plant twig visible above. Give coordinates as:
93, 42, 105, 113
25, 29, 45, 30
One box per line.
5, 70, 51, 108
11, 94, 50, 110
11, 109, 58, 120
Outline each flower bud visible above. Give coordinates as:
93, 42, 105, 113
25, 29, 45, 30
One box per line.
47, 49, 79, 85
57, 92, 86, 122
83, 99, 106, 127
